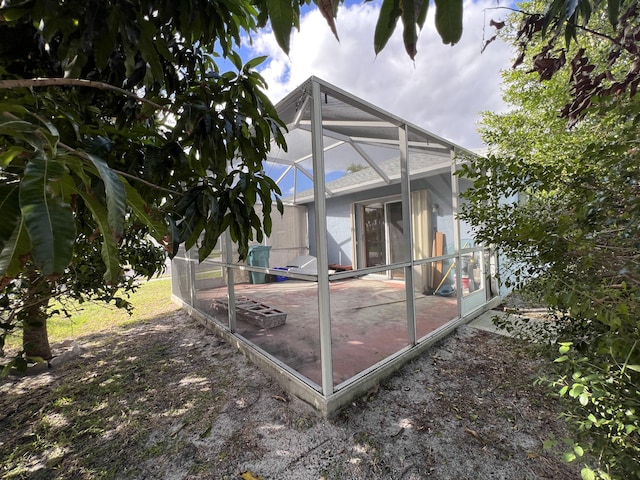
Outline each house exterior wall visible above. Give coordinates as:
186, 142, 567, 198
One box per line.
306, 172, 456, 267
258, 203, 309, 268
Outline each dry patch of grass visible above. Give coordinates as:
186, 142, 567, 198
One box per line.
1, 313, 237, 479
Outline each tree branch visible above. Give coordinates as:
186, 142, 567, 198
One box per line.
0, 78, 168, 112
567, 21, 623, 48
484, 5, 624, 48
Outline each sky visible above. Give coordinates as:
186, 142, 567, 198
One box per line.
241, 0, 514, 150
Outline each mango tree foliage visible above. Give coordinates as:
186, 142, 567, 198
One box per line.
0, 0, 286, 362
268, 0, 635, 62
459, 1, 640, 477
0, 0, 486, 365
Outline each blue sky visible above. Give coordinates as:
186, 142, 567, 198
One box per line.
236, 0, 514, 149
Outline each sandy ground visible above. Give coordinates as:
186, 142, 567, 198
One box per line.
0, 310, 582, 479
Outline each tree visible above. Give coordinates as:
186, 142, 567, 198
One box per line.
459, 1, 640, 477
1, 0, 287, 363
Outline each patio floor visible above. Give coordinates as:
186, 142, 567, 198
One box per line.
194, 277, 459, 388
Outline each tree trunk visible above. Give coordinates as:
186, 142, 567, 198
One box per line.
23, 314, 52, 360
22, 273, 53, 360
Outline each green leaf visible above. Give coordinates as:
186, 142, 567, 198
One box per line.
122, 181, 166, 242
607, 0, 620, 25
136, 13, 165, 82
573, 445, 584, 457
569, 383, 584, 398
542, 0, 565, 36
0, 219, 30, 278
244, 56, 268, 71
87, 154, 126, 239
581, 467, 596, 480
434, 0, 463, 46
559, 342, 572, 354
0, 7, 30, 22
19, 157, 75, 275
563, 451, 577, 462
0, 183, 21, 255
578, 0, 592, 22
227, 50, 244, 71
374, 0, 401, 55
0, 112, 59, 156
416, 0, 429, 29
555, 355, 569, 362
0, 102, 28, 115
268, 0, 295, 54
166, 215, 180, 258
401, 0, 418, 59
66, 179, 121, 283
93, 13, 117, 69
185, 217, 206, 252
564, 19, 576, 48
0, 146, 27, 168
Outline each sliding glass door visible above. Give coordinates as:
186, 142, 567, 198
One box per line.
361, 200, 404, 279
363, 204, 386, 267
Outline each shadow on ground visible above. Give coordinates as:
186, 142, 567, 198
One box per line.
1, 310, 582, 479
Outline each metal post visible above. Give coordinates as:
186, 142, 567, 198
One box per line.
450, 149, 462, 316
225, 230, 237, 332
399, 125, 416, 345
188, 247, 196, 307
311, 79, 334, 396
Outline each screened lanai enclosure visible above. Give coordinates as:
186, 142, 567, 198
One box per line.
171, 77, 502, 415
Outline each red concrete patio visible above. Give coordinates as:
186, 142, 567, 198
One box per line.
194, 277, 458, 388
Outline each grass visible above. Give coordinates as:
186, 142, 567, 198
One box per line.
0, 301, 211, 479
4, 278, 179, 351
194, 267, 223, 281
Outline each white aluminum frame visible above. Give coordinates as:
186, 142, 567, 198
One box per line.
171, 76, 502, 415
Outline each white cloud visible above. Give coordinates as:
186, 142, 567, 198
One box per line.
245, 0, 513, 149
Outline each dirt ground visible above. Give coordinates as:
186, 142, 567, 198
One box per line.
0, 309, 583, 479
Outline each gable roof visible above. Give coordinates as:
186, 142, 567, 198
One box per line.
263, 77, 477, 204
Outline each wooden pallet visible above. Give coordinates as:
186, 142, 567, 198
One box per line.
212, 296, 287, 329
